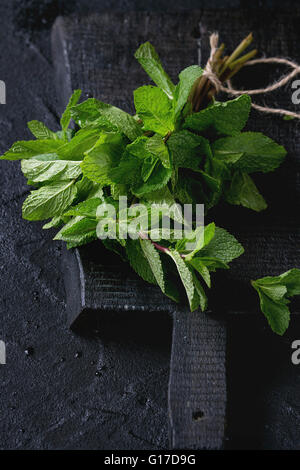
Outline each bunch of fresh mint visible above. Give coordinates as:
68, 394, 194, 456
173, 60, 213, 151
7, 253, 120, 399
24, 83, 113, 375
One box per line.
1, 41, 299, 335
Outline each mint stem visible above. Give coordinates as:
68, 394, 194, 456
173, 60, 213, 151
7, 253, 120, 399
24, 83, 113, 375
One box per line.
139, 231, 186, 257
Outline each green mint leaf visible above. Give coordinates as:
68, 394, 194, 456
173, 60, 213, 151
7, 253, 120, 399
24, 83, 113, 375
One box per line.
111, 183, 128, 200
132, 161, 172, 197
55, 129, 74, 142
109, 151, 142, 186
64, 198, 102, 218
188, 258, 211, 287
139, 238, 179, 302
54, 216, 97, 247
74, 178, 103, 203
134, 42, 175, 99
42, 216, 66, 230
167, 250, 200, 311
141, 155, 158, 182
184, 95, 251, 136
174, 171, 218, 209
126, 136, 153, 159
174, 65, 203, 118
195, 256, 229, 271
126, 239, 157, 285
212, 132, 287, 173
134, 85, 174, 136
140, 238, 165, 290
72, 98, 142, 140
225, 171, 267, 212
145, 133, 171, 168
22, 180, 77, 221
81, 133, 125, 184
70, 98, 116, 131
191, 271, 208, 311
198, 226, 244, 263
96, 102, 142, 141
21, 159, 82, 183
58, 128, 101, 161
28, 120, 57, 140
0, 140, 62, 161
252, 283, 290, 335
253, 269, 300, 297
184, 223, 216, 260
140, 186, 175, 205
60, 89, 82, 132
252, 269, 300, 335
167, 130, 211, 170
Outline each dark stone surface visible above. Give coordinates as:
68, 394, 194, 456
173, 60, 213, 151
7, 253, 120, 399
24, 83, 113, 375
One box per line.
0, 0, 299, 450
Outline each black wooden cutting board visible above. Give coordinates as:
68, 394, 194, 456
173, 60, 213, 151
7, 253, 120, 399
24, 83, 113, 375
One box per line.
51, 9, 300, 450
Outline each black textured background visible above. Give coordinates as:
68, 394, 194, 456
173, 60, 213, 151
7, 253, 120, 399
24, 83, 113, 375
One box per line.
0, 0, 299, 450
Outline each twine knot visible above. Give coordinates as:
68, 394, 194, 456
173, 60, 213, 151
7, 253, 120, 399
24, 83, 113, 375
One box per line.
203, 32, 300, 120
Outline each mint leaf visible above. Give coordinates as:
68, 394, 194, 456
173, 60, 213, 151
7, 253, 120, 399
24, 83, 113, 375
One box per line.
64, 198, 103, 218
60, 89, 82, 132
58, 128, 101, 161
198, 226, 244, 263
109, 151, 142, 186
184, 95, 251, 136
253, 269, 300, 297
167, 130, 211, 170
126, 239, 157, 285
189, 258, 211, 287
28, 120, 57, 140
126, 136, 153, 159
141, 155, 158, 182
72, 98, 142, 141
212, 132, 287, 173
140, 238, 165, 287
43, 216, 66, 230
81, 133, 125, 184
96, 102, 142, 141
252, 285, 290, 335
134, 42, 175, 99
174, 65, 203, 118
139, 238, 179, 302
140, 186, 175, 205
252, 269, 300, 335
167, 250, 200, 311
111, 183, 128, 200
22, 180, 77, 221
225, 171, 267, 212
74, 177, 101, 202
54, 216, 97, 247
145, 133, 171, 168
195, 257, 229, 271
132, 161, 172, 197
21, 159, 82, 183
191, 271, 208, 311
134, 86, 174, 136
0, 140, 62, 161
184, 223, 216, 260
70, 98, 116, 131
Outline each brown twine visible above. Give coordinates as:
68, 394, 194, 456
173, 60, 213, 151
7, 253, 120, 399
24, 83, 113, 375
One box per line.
203, 32, 300, 119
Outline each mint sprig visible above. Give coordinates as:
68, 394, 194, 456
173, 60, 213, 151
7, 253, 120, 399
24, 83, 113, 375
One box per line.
1, 39, 298, 334
252, 269, 300, 335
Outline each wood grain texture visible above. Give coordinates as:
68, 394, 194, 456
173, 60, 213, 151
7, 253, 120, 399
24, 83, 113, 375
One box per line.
169, 307, 226, 449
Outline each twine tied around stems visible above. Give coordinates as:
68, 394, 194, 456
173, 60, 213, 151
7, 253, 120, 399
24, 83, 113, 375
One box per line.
201, 32, 300, 120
